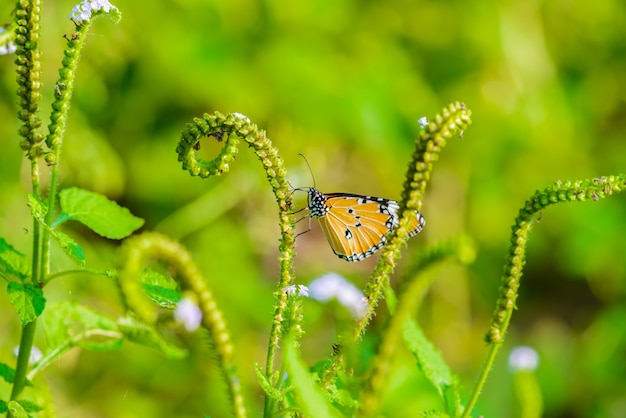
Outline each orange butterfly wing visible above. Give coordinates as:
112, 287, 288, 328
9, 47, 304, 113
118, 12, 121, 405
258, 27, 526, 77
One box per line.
305, 188, 425, 262
318, 195, 422, 261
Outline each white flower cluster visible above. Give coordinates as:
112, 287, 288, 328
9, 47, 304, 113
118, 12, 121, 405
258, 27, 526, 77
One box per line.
508, 346, 539, 372
69, 0, 117, 23
284, 284, 310, 297
232, 112, 251, 122
174, 297, 203, 332
308, 273, 368, 319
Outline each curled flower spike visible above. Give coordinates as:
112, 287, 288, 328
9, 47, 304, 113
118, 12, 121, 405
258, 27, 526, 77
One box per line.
118, 232, 247, 417
486, 174, 626, 344
463, 174, 626, 418
176, 111, 296, 392
309, 273, 368, 319
355, 102, 472, 339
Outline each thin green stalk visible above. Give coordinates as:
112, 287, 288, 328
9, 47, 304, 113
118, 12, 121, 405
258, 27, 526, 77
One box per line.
10, 320, 38, 400
462, 341, 501, 418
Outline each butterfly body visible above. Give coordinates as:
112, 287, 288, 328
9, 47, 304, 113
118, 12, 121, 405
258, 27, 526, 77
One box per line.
304, 187, 425, 262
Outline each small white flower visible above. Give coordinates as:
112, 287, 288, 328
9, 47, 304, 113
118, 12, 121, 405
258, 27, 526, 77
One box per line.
0, 27, 17, 55
13, 345, 43, 365
308, 273, 368, 319
174, 297, 203, 332
508, 346, 539, 372
232, 112, 250, 122
284, 284, 309, 297
417, 116, 429, 128
69, 0, 117, 22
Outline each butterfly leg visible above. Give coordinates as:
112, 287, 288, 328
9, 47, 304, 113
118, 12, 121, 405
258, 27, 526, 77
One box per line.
294, 213, 313, 240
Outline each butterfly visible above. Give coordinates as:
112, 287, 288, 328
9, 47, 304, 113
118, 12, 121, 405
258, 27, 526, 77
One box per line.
296, 187, 426, 262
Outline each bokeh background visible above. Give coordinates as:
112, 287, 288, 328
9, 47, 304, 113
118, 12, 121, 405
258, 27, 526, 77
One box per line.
1, 0, 626, 417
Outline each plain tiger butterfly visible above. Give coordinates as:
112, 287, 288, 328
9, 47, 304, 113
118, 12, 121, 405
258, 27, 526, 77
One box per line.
293, 156, 425, 262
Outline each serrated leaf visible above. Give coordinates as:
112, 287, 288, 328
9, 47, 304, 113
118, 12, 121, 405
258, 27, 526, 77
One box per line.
105, 268, 181, 309
43, 301, 122, 351
58, 187, 144, 239
8, 400, 27, 418
8, 282, 46, 324
118, 315, 187, 359
0, 362, 16, 384
17, 400, 42, 413
403, 319, 462, 415
284, 339, 342, 418
27, 194, 48, 219
0, 238, 31, 280
28, 194, 85, 267
49, 228, 85, 267
141, 269, 181, 309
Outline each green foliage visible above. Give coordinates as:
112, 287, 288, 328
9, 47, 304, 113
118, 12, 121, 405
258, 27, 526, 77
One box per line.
56, 187, 144, 239
0, 363, 16, 384
1, 0, 626, 417
404, 320, 462, 415
0, 238, 31, 280
117, 315, 187, 359
6, 401, 27, 418
28, 194, 85, 267
140, 268, 181, 309
283, 339, 343, 418
7, 282, 46, 325
42, 301, 122, 351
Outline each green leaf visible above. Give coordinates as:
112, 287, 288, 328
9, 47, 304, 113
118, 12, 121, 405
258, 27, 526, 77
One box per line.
141, 269, 181, 309
0, 238, 31, 280
0, 400, 7, 414
28, 194, 85, 267
27, 193, 47, 219
49, 228, 85, 267
17, 400, 42, 413
43, 301, 123, 351
284, 339, 342, 418
58, 187, 144, 239
8, 282, 46, 324
403, 319, 463, 415
105, 268, 181, 309
7, 400, 27, 418
0, 362, 16, 384
118, 315, 187, 359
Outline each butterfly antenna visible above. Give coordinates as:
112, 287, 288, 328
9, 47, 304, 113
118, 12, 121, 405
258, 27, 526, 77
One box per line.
298, 153, 316, 189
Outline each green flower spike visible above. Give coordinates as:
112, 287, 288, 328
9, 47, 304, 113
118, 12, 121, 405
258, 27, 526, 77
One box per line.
176, 111, 297, 412
118, 232, 247, 418
356, 102, 472, 339
463, 174, 626, 418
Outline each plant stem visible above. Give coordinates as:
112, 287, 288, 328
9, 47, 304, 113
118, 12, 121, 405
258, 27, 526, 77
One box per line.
462, 340, 502, 418
10, 320, 38, 400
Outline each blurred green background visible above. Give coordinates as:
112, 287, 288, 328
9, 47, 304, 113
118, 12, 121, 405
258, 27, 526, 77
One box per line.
1, 0, 626, 417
